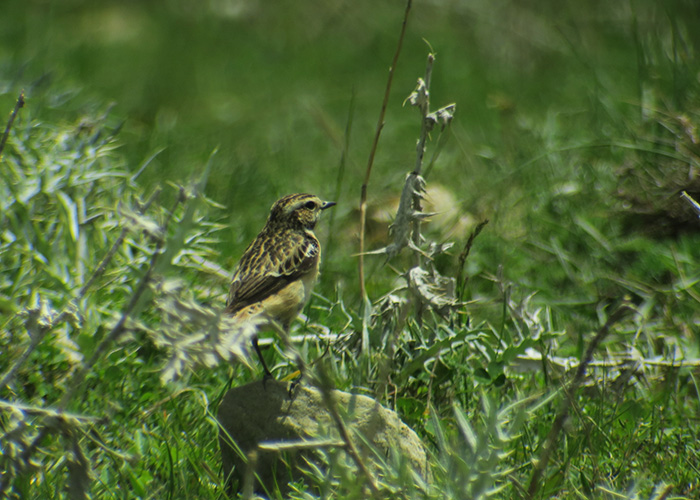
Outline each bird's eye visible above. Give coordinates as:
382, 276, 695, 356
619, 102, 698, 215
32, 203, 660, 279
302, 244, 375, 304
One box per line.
304, 201, 317, 210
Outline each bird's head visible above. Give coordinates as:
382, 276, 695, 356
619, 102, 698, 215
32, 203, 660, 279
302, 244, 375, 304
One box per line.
267, 193, 336, 230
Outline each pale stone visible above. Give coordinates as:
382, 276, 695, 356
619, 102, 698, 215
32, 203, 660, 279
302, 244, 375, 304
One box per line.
218, 379, 429, 496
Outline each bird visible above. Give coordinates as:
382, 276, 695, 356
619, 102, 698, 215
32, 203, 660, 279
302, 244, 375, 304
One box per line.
225, 193, 336, 378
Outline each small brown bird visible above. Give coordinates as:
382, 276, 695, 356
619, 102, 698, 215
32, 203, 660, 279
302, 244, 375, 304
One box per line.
225, 193, 336, 376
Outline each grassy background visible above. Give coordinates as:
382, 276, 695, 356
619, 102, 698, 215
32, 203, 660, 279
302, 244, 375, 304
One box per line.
3, 0, 699, 290
2, 0, 700, 498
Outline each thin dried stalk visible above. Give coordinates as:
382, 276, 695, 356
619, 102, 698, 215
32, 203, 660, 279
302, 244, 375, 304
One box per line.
0, 90, 24, 156
525, 305, 633, 499
265, 325, 381, 496
411, 54, 434, 177
358, 0, 412, 298
410, 54, 434, 256
365, 54, 455, 263
314, 364, 381, 496
456, 219, 489, 300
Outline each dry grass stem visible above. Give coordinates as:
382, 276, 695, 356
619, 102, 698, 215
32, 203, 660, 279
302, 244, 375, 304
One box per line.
525, 305, 633, 499
0, 90, 24, 156
358, 0, 412, 298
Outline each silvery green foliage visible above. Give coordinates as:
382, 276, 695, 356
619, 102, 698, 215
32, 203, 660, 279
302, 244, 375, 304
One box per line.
150, 277, 258, 382
428, 399, 526, 500
407, 266, 456, 315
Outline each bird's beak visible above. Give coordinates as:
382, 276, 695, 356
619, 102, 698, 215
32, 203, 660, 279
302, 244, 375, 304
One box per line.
321, 201, 336, 210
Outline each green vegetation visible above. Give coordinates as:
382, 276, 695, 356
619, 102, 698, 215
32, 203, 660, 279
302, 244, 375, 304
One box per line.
2, 0, 700, 498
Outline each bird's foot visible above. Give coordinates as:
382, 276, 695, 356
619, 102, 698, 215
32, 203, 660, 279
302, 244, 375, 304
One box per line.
280, 369, 302, 397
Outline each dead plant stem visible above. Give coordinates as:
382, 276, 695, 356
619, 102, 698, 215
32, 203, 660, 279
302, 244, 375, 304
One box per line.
525, 305, 632, 499
0, 90, 24, 157
411, 53, 435, 256
359, 0, 412, 298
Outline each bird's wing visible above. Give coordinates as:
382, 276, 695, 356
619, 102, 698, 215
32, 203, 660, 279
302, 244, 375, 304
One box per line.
226, 232, 319, 314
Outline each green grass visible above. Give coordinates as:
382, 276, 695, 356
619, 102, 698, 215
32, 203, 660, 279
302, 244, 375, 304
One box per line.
2, 0, 700, 498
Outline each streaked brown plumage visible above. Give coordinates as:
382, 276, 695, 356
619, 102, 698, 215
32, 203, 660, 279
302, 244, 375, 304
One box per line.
225, 193, 335, 376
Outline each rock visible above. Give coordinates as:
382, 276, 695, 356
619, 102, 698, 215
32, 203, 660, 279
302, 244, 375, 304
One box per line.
217, 379, 429, 496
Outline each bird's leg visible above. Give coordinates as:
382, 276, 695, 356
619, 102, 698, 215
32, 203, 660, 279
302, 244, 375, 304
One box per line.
252, 335, 273, 384
287, 353, 304, 397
